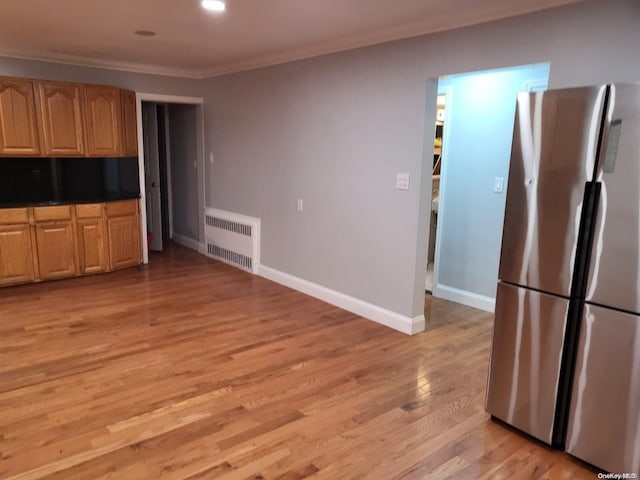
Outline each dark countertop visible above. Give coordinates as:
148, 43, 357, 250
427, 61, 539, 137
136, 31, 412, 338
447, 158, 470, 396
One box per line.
0, 195, 141, 209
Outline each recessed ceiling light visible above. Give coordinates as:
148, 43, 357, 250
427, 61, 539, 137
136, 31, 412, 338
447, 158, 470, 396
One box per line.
134, 30, 156, 37
201, 0, 226, 12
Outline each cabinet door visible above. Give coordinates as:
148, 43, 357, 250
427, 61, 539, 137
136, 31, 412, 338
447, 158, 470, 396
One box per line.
0, 77, 41, 156
108, 214, 140, 270
84, 85, 123, 156
37, 81, 85, 156
121, 89, 138, 156
77, 218, 107, 274
35, 222, 77, 280
0, 224, 36, 285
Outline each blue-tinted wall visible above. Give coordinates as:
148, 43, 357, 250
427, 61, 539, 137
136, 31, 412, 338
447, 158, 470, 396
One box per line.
436, 63, 550, 300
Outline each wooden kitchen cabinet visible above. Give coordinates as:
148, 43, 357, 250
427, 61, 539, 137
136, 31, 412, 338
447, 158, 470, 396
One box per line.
35, 221, 77, 280
121, 89, 138, 156
84, 85, 122, 156
0, 200, 140, 287
0, 223, 37, 286
0, 77, 42, 156
107, 200, 141, 270
0, 75, 138, 157
76, 204, 108, 274
37, 81, 85, 156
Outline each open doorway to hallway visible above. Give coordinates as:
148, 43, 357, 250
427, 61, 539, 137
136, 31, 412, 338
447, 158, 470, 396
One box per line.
141, 101, 201, 257
425, 63, 550, 310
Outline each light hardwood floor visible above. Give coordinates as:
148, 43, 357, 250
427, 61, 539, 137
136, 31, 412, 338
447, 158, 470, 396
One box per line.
0, 244, 595, 479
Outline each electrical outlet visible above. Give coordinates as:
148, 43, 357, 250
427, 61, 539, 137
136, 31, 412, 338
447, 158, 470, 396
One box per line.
297, 199, 303, 212
396, 173, 410, 191
494, 177, 505, 193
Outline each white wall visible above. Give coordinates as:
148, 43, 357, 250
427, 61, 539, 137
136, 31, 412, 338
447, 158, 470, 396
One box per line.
202, 0, 640, 321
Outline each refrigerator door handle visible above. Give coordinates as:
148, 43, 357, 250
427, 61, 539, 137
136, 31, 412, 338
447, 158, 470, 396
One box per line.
570, 181, 602, 300
552, 180, 602, 447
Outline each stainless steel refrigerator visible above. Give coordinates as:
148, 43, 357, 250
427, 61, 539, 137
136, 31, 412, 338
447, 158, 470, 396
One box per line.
485, 84, 640, 474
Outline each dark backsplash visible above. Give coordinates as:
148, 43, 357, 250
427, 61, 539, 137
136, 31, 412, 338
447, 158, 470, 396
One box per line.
0, 157, 140, 206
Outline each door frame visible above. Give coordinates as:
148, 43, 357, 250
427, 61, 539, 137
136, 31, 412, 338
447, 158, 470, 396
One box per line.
141, 102, 163, 252
431, 84, 453, 298
163, 106, 174, 239
136, 93, 205, 264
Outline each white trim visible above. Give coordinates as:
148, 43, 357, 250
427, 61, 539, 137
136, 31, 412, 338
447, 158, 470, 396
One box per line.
522, 77, 549, 93
257, 265, 425, 335
433, 283, 496, 312
172, 233, 205, 253
135, 94, 148, 264
137, 93, 204, 105
136, 92, 205, 264
0, 49, 203, 79
431, 84, 453, 294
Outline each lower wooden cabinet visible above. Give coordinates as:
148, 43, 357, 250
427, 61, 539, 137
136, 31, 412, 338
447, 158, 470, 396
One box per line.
0, 224, 37, 285
0, 200, 140, 287
108, 215, 141, 270
77, 217, 108, 274
35, 222, 77, 280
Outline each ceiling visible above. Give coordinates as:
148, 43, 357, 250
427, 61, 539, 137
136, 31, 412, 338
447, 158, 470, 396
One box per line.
0, 0, 580, 79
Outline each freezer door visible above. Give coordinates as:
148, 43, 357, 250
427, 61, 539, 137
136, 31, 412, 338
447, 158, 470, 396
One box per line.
499, 87, 607, 297
587, 84, 640, 314
567, 303, 640, 474
486, 282, 569, 444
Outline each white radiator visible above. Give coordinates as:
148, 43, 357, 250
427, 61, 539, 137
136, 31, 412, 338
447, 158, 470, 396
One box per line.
204, 208, 260, 274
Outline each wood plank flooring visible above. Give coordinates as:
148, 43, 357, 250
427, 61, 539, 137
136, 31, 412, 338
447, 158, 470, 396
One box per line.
0, 243, 595, 479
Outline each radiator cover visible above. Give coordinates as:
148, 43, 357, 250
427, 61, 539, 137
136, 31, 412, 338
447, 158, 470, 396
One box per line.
204, 208, 260, 273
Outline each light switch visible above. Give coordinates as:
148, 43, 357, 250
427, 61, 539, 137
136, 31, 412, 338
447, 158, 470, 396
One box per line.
209, 152, 214, 164
396, 173, 410, 191
494, 177, 505, 193
297, 199, 303, 212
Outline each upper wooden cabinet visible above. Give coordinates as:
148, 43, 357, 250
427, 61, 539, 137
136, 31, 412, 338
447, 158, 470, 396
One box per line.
0, 75, 138, 158
0, 77, 42, 156
37, 81, 85, 156
121, 89, 138, 156
84, 85, 123, 157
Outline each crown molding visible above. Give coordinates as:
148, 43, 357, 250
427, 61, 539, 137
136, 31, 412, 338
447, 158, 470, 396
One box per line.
200, 0, 581, 78
0, 0, 580, 81
0, 49, 204, 79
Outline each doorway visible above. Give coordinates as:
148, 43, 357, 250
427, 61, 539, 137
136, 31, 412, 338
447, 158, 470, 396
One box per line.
425, 63, 550, 311
136, 94, 205, 264
142, 102, 170, 252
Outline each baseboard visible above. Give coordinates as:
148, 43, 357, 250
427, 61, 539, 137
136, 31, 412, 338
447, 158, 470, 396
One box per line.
172, 233, 205, 254
433, 283, 496, 312
257, 265, 425, 335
